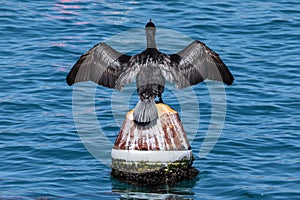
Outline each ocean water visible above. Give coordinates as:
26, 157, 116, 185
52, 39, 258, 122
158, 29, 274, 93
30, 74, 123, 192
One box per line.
1, 0, 300, 199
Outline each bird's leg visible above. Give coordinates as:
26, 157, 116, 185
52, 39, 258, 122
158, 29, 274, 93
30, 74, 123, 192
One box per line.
159, 96, 163, 103
156, 93, 164, 104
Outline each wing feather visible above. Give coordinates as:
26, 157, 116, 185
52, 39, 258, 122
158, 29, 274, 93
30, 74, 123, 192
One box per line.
66, 42, 131, 89
114, 54, 142, 90
169, 40, 234, 89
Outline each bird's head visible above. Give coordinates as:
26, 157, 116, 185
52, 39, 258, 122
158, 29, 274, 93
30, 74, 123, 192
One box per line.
145, 19, 156, 28
145, 19, 156, 34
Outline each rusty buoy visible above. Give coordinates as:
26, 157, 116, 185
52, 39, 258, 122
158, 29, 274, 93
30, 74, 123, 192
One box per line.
111, 103, 198, 186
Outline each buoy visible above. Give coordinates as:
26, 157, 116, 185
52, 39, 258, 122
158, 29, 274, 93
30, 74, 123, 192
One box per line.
111, 103, 198, 186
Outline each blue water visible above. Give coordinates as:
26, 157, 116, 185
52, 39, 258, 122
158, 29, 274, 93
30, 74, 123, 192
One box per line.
1, 0, 300, 199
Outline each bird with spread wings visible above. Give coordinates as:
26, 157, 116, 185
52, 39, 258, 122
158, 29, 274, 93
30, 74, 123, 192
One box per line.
66, 20, 234, 124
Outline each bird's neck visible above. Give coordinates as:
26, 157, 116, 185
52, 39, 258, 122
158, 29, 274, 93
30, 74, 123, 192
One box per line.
146, 28, 156, 48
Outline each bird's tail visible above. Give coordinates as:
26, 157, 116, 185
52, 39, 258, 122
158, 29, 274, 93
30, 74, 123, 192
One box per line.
133, 98, 158, 124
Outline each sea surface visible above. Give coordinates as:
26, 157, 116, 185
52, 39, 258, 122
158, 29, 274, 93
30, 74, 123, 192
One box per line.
1, 0, 300, 199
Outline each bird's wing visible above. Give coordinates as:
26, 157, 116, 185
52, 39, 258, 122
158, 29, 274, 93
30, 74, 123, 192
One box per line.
114, 54, 142, 90
167, 40, 234, 89
66, 42, 131, 89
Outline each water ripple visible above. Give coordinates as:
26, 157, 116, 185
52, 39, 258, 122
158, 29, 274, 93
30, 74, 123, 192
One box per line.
1, 0, 300, 199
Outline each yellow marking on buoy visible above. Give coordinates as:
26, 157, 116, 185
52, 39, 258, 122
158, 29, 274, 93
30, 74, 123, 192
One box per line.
127, 103, 177, 119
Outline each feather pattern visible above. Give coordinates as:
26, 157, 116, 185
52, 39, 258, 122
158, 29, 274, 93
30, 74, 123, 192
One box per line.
115, 55, 142, 90
133, 99, 158, 123
163, 40, 234, 89
66, 42, 131, 89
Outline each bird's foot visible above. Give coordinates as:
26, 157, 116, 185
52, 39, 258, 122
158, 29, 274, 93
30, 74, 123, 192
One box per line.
155, 98, 164, 104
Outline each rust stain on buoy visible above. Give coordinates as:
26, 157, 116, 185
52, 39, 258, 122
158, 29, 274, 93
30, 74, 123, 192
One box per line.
113, 103, 191, 151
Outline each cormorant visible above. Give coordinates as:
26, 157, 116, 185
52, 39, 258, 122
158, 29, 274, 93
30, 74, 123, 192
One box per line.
66, 19, 234, 124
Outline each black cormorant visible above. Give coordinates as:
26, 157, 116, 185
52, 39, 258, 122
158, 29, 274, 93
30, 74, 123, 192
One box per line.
66, 20, 234, 124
